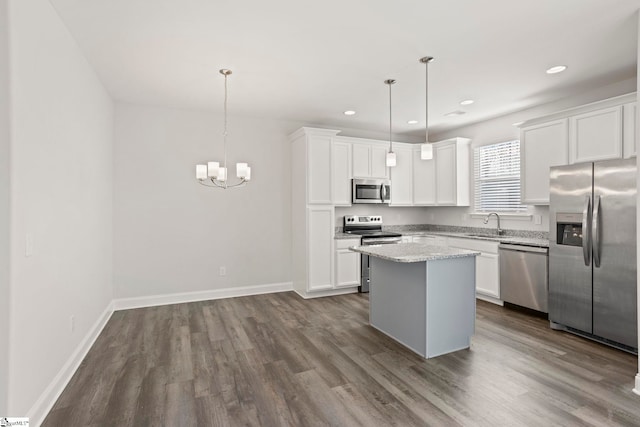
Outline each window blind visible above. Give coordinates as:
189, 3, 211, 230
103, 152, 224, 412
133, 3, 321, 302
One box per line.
474, 140, 526, 213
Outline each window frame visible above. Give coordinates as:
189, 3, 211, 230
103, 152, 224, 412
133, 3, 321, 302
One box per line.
473, 139, 527, 215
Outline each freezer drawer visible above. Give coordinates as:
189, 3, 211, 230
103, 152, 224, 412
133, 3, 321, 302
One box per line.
499, 244, 549, 313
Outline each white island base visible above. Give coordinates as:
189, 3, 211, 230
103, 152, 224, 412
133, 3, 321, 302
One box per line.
369, 255, 476, 359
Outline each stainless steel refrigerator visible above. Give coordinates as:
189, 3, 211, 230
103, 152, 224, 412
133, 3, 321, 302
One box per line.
549, 158, 637, 350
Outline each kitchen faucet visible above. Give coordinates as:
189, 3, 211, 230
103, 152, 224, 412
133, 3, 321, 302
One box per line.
483, 212, 504, 235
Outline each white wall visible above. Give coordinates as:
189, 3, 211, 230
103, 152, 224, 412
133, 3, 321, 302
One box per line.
0, 0, 10, 415
7, 0, 114, 416
113, 104, 296, 299
425, 77, 637, 233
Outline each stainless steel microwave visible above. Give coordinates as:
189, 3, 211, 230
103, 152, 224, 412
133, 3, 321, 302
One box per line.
352, 178, 391, 204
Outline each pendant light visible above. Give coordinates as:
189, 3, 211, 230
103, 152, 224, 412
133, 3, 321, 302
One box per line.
385, 78, 397, 167
196, 69, 251, 189
420, 56, 434, 160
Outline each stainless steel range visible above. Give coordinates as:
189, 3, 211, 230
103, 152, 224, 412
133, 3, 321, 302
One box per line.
343, 215, 402, 292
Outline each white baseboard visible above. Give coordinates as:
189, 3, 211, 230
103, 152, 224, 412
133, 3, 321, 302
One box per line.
294, 287, 358, 299
28, 301, 114, 426
633, 373, 640, 396
113, 281, 293, 311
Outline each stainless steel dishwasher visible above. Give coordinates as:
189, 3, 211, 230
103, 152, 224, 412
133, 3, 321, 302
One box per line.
499, 243, 549, 313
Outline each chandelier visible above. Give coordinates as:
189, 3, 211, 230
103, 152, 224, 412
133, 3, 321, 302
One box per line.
196, 69, 251, 189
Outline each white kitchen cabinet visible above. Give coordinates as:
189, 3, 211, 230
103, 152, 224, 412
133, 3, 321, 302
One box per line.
307, 206, 334, 291
291, 128, 352, 298
412, 146, 436, 205
435, 138, 470, 206
448, 237, 500, 300
390, 144, 414, 206
371, 145, 389, 179
623, 102, 637, 158
334, 238, 361, 288
520, 119, 568, 205
352, 143, 370, 178
569, 106, 622, 164
290, 127, 340, 205
331, 140, 352, 206
351, 141, 389, 179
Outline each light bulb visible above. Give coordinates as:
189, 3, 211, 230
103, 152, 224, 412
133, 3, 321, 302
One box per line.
236, 162, 248, 178
386, 151, 396, 167
218, 167, 227, 181
207, 162, 219, 177
421, 144, 433, 160
196, 164, 207, 180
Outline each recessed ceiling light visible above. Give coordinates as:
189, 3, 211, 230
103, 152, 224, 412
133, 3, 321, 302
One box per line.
343, 110, 356, 116
445, 110, 466, 117
546, 65, 567, 74
460, 99, 474, 106
407, 120, 419, 124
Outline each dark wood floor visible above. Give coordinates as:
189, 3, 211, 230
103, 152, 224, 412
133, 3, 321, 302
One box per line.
43, 292, 640, 426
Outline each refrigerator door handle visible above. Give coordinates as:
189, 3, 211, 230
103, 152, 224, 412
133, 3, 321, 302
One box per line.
592, 195, 601, 268
582, 195, 591, 266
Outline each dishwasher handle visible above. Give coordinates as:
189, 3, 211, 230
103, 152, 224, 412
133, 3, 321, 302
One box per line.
498, 244, 548, 254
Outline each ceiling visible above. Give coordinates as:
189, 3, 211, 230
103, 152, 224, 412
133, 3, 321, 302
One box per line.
49, 0, 640, 139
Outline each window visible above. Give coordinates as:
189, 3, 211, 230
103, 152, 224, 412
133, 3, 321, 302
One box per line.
474, 140, 526, 213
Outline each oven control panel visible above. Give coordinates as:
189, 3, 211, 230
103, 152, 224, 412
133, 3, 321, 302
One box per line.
344, 215, 382, 225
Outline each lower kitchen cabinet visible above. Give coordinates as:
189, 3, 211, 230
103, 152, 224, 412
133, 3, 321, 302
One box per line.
447, 237, 500, 300
307, 206, 335, 291
334, 238, 361, 288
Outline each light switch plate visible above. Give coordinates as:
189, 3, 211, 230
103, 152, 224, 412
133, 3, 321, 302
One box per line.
534, 215, 542, 225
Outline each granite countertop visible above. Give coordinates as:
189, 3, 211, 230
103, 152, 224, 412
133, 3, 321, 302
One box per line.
349, 243, 480, 263
415, 231, 549, 248
335, 230, 549, 248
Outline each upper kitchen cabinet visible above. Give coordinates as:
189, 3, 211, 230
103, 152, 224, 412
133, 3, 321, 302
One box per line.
520, 92, 636, 205
520, 119, 569, 205
623, 102, 637, 158
389, 144, 414, 206
434, 138, 471, 206
331, 139, 352, 206
290, 127, 341, 204
352, 141, 389, 179
412, 146, 436, 205
569, 106, 622, 163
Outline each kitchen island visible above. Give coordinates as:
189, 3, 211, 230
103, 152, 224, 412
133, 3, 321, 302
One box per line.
350, 243, 480, 359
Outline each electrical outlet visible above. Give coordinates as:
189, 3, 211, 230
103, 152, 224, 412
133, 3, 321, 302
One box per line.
534, 214, 542, 225
461, 214, 468, 222
70, 315, 75, 332
219, 266, 226, 276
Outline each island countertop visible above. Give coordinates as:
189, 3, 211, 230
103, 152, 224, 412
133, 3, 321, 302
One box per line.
350, 242, 480, 263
